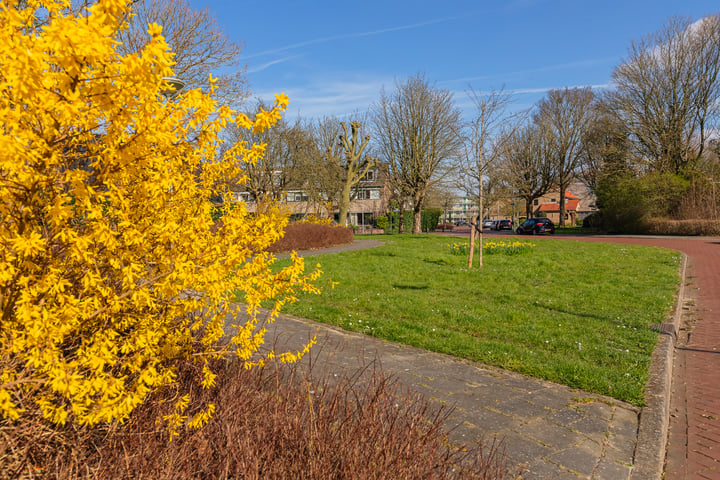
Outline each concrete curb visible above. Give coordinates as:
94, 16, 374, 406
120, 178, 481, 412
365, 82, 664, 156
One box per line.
631, 252, 687, 480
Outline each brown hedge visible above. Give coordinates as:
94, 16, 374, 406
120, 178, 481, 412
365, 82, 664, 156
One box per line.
267, 222, 354, 253
1, 359, 513, 479
643, 218, 720, 236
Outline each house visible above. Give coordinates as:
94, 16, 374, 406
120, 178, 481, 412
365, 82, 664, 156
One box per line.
568, 182, 599, 220
533, 189, 580, 225
229, 164, 391, 228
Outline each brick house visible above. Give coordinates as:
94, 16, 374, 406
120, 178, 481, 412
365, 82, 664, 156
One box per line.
533, 189, 580, 225
229, 164, 391, 228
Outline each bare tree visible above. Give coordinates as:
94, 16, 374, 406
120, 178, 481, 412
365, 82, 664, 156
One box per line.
535, 87, 595, 227
454, 87, 518, 217
301, 117, 344, 218
579, 95, 634, 191
225, 103, 308, 212
612, 14, 720, 174
453, 86, 519, 266
116, 0, 249, 106
334, 121, 379, 226
498, 123, 555, 219
373, 73, 462, 234
301, 116, 379, 224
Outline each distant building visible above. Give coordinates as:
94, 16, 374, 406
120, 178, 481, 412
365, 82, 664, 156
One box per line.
229, 164, 391, 228
532, 184, 597, 224
448, 197, 480, 224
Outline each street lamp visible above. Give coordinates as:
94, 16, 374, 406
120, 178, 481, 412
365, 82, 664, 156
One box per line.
161, 77, 185, 99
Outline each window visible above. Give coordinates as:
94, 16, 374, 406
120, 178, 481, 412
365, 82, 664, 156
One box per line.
533, 199, 538, 206
361, 170, 376, 182
551, 198, 556, 203
287, 192, 308, 202
355, 189, 380, 200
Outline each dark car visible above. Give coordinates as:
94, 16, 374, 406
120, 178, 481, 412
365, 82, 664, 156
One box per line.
495, 219, 513, 231
516, 217, 555, 235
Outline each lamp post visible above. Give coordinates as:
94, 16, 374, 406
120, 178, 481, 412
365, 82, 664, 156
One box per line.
161, 77, 185, 99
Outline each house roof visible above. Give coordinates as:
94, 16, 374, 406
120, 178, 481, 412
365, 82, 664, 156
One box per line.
538, 199, 579, 213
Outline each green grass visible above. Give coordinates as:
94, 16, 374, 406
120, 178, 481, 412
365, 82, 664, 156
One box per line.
243, 234, 681, 406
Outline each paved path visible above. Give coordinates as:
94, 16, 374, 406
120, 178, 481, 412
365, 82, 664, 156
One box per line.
261, 235, 720, 478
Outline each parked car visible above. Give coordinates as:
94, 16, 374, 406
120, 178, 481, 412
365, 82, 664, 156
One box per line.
516, 217, 555, 235
496, 219, 513, 231
482, 218, 493, 229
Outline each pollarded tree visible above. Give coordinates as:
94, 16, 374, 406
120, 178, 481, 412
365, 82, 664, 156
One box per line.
302, 116, 346, 218
336, 121, 379, 226
373, 73, 462, 234
0, 0, 318, 435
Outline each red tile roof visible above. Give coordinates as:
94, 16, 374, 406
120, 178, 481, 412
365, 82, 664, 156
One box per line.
538, 199, 579, 212
565, 190, 579, 200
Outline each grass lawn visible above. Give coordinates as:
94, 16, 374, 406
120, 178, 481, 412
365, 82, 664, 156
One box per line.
246, 234, 681, 406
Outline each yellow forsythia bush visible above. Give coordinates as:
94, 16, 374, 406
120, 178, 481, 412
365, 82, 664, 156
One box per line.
0, 0, 320, 434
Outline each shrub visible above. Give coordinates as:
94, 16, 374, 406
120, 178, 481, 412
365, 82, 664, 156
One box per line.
1, 359, 512, 479
375, 215, 389, 231
267, 222, 354, 253
0, 0, 318, 430
421, 208, 443, 232
643, 218, 720, 236
595, 172, 689, 233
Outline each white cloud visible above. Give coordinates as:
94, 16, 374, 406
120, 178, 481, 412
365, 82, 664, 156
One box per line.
244, 15, 462, 60
251, 75, 392, 119
246, 55, 301, 74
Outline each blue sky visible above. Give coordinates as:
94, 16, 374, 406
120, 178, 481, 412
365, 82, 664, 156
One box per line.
191, 0, 718, 121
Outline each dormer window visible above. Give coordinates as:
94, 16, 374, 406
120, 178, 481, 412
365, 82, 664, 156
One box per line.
361, 170, 375, 182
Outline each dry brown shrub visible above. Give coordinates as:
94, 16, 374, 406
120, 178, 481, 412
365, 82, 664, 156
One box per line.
268, 222, 354, 253
0, 358, 512, 479
643, 218, 720, 236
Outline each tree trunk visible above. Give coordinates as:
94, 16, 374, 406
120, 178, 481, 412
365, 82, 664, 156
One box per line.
338, 182, 352, 226
468, 215, 476, 268
558, 186, 566, 227
412, 193, 423, 234
413, 207, 422, 234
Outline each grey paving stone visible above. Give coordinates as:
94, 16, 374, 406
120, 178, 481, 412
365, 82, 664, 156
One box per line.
468, 407, 521, 433
546, 445, 601, 477
495, 395, 554, 420
576, 399, 615, 422
548, 407, 587, 427
520, 418, 587, 450
609, 407, 640, 440
501, 432, 555, 465
603, 443, 636, 468
570, 414, 612, 443
524, 389, 578, 411
520, 459, 578, 479
593, 458, 633, 480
